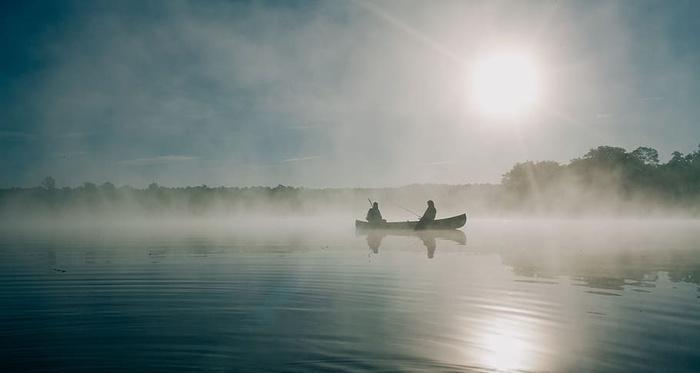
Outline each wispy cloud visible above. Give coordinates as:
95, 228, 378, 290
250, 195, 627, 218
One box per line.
285, 122, 330, 131
57, 131, 90, 139
282, 156, 321, 163
286, 125, 317, 131
50, 151, 87, 160
2, 1, 698, 187
0, 130, 34, 139
117, 155, 198, 166
420, 160, 452, 166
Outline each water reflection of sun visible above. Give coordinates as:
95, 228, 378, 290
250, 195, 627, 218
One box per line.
473, 314, 543, 372
481, 325, 530, 370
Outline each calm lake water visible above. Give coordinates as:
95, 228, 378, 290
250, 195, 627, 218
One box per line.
1, 219, 699, 372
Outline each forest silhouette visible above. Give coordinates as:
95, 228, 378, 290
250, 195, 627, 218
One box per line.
501, 144, 700, 214
2, 144, 700, 218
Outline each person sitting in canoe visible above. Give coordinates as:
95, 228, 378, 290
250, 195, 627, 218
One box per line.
415, 200, 436, 230
366, 202, 385, 224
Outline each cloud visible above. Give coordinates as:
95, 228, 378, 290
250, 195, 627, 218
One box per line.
2, 1, 700, 187
0, 130, 34, 139
56, 131, 90, 139
282, 156, 321, 163
420, 160, 452, 166
117, 155, 198, 166
50, 151, 87, 160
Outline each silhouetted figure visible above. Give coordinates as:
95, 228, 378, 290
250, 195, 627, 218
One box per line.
418, 233, 437, 259
366, 202, 384, 224
366, 232, 384, 254
416, 200, 436, 230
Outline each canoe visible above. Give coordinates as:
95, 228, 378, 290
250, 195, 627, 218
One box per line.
355, 213, 466, 231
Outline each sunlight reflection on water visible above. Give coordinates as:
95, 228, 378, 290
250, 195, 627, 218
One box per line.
478, 317, 536, 371
1, 219, 699, 372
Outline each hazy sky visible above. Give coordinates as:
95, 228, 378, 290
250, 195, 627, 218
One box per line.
1, 0, 699, 187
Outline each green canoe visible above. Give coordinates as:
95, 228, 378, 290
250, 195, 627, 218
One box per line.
355, 213, 466, 231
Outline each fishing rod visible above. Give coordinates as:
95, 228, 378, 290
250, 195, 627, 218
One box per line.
389, 201, 421, 218
368, 198, 421, 218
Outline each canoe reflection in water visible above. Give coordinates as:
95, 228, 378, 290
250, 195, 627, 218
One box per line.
360, 229, 466, 258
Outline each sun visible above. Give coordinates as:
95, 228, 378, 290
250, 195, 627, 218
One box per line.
471, 50, 540, 118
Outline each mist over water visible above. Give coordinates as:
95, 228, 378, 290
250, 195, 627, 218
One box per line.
2, 0, 700, 371
2, 219, 699, 372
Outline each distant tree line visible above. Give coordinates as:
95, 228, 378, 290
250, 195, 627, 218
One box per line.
502, 144, 700, 214
0, 179, 498, 219
1, 144, 699, 218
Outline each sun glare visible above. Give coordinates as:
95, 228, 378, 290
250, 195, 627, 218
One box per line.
474, 315, 542, 372
471, 50, 540, 118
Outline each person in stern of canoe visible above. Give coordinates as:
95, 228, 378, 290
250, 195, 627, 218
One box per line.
416, 200, 436, 229
366, 202, 385, 224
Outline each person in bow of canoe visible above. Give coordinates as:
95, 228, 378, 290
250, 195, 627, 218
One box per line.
366, 202, 385, 224
416, 200, 436, 229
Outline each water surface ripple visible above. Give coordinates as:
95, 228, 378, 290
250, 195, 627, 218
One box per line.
1, 220, 699, 372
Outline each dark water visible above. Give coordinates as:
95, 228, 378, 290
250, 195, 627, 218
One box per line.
1, 220, 699, 372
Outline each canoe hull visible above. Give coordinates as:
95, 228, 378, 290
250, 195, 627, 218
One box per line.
355, 213, 466, 231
